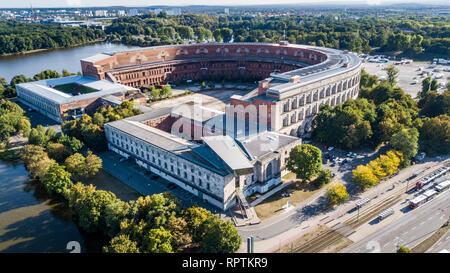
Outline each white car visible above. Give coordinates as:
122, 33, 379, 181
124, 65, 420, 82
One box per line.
327, 146, 335, 151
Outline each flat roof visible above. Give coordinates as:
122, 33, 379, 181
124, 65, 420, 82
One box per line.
237, 131, 300, 160
17, 75, 138, 104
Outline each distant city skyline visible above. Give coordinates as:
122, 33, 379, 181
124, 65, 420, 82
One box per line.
1, 0, 449, 8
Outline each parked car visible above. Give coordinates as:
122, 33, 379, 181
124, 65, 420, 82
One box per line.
327, 146, 335, 151
346, 152, 352, 157
151, 175, 159, 180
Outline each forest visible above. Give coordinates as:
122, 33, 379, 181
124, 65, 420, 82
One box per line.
0, 20, 106, 55
1, 11, 448, 59
104, 12, 450, 59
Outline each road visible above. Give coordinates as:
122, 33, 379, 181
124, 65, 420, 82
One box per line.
237, 157, 447, 242
342, 189, 450, 253
427, 230, 450, 253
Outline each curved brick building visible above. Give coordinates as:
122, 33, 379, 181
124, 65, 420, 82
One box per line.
81, 42, 326, 87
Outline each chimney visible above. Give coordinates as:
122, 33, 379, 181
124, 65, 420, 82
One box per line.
258, 79, 270, 95
290, 75, 301, 83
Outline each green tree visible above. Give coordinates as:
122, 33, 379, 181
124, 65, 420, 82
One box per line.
385, 64, 399, 86
183, 206, 212, 242
286, 144, 322, 182
66, 183, 118, 233
390, 127, 419, 159
21, 144, 54, 178
42, 163, 73, 196
46, 142, 69, 162
314, 169, 333, 187
142, 227, 173, 253
103, 234, 140, 253
418, 115, 450, 156
104, 199, 131, 237
201, 216, 241, 253
64, 151, 102, 180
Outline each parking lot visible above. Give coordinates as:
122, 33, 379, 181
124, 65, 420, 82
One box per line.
361, 59, 449, 97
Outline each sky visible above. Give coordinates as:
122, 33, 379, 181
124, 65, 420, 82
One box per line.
0, 0, 448, 8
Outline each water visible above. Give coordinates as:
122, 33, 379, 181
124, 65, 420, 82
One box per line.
0, 160, 103, 253
0, 42, 139, 82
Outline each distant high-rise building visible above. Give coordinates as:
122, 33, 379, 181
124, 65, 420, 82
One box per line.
167, 8, 181, 16
94, 10, 108, 17
224, 8, 230, 15
117, 10, 126, 17
129, 9, 139, 16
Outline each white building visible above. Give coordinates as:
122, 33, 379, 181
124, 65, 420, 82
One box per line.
94, 10, 108, 17
104, 110, 301, 210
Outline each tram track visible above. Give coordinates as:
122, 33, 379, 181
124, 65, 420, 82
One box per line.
291, 195, 402, 253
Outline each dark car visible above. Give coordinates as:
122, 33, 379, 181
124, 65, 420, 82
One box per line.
151, 175, 159, 180
167, 182, 177, 189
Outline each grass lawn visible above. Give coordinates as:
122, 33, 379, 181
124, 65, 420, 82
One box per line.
412, 223, 450, 253
253, 180, 321, 221
53, 83, 98, 95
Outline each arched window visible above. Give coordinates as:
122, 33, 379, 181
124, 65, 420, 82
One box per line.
266, 162, 273, 179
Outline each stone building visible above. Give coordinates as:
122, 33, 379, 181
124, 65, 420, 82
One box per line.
16, 75, 145, 123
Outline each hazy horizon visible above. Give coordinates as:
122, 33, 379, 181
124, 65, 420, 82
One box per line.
1, 0, 449, 9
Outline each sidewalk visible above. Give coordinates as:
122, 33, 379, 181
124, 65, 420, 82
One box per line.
240, 158, 448, 253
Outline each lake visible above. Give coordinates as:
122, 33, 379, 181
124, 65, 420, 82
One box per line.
0, 42, 139, 82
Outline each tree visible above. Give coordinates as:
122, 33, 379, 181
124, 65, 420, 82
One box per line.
420, 77, 438, 99
160, 84, 172, 98
201, 216, 241, 253
166, 216, 192, 251
66, 183, 118, 233
314, 169, 333, 187
213, 29, 222, 42
103, 234, 140, 253
21, 144, 54, 178
46, 142, 69, 162
397, 246, 411, 253
65, 151, 102, 180
183, 206, 212, 242
220, 28, 233, 43
28, 125, 56, 146
286, 144, 322, 182
352, 165, 379, 189
57, 134, 83, 155
417, 115, 450, 156
390, 127, 419, 159
142, 227, 173, 253
42, 163, 73, 196
385, 64, 399, 86
326, 183, 349, 205
104, 199, 131, 237
84, 151, 103, 178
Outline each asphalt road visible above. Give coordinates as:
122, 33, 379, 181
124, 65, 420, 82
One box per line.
427, 229, 450, 253
341, 189, 450, 253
